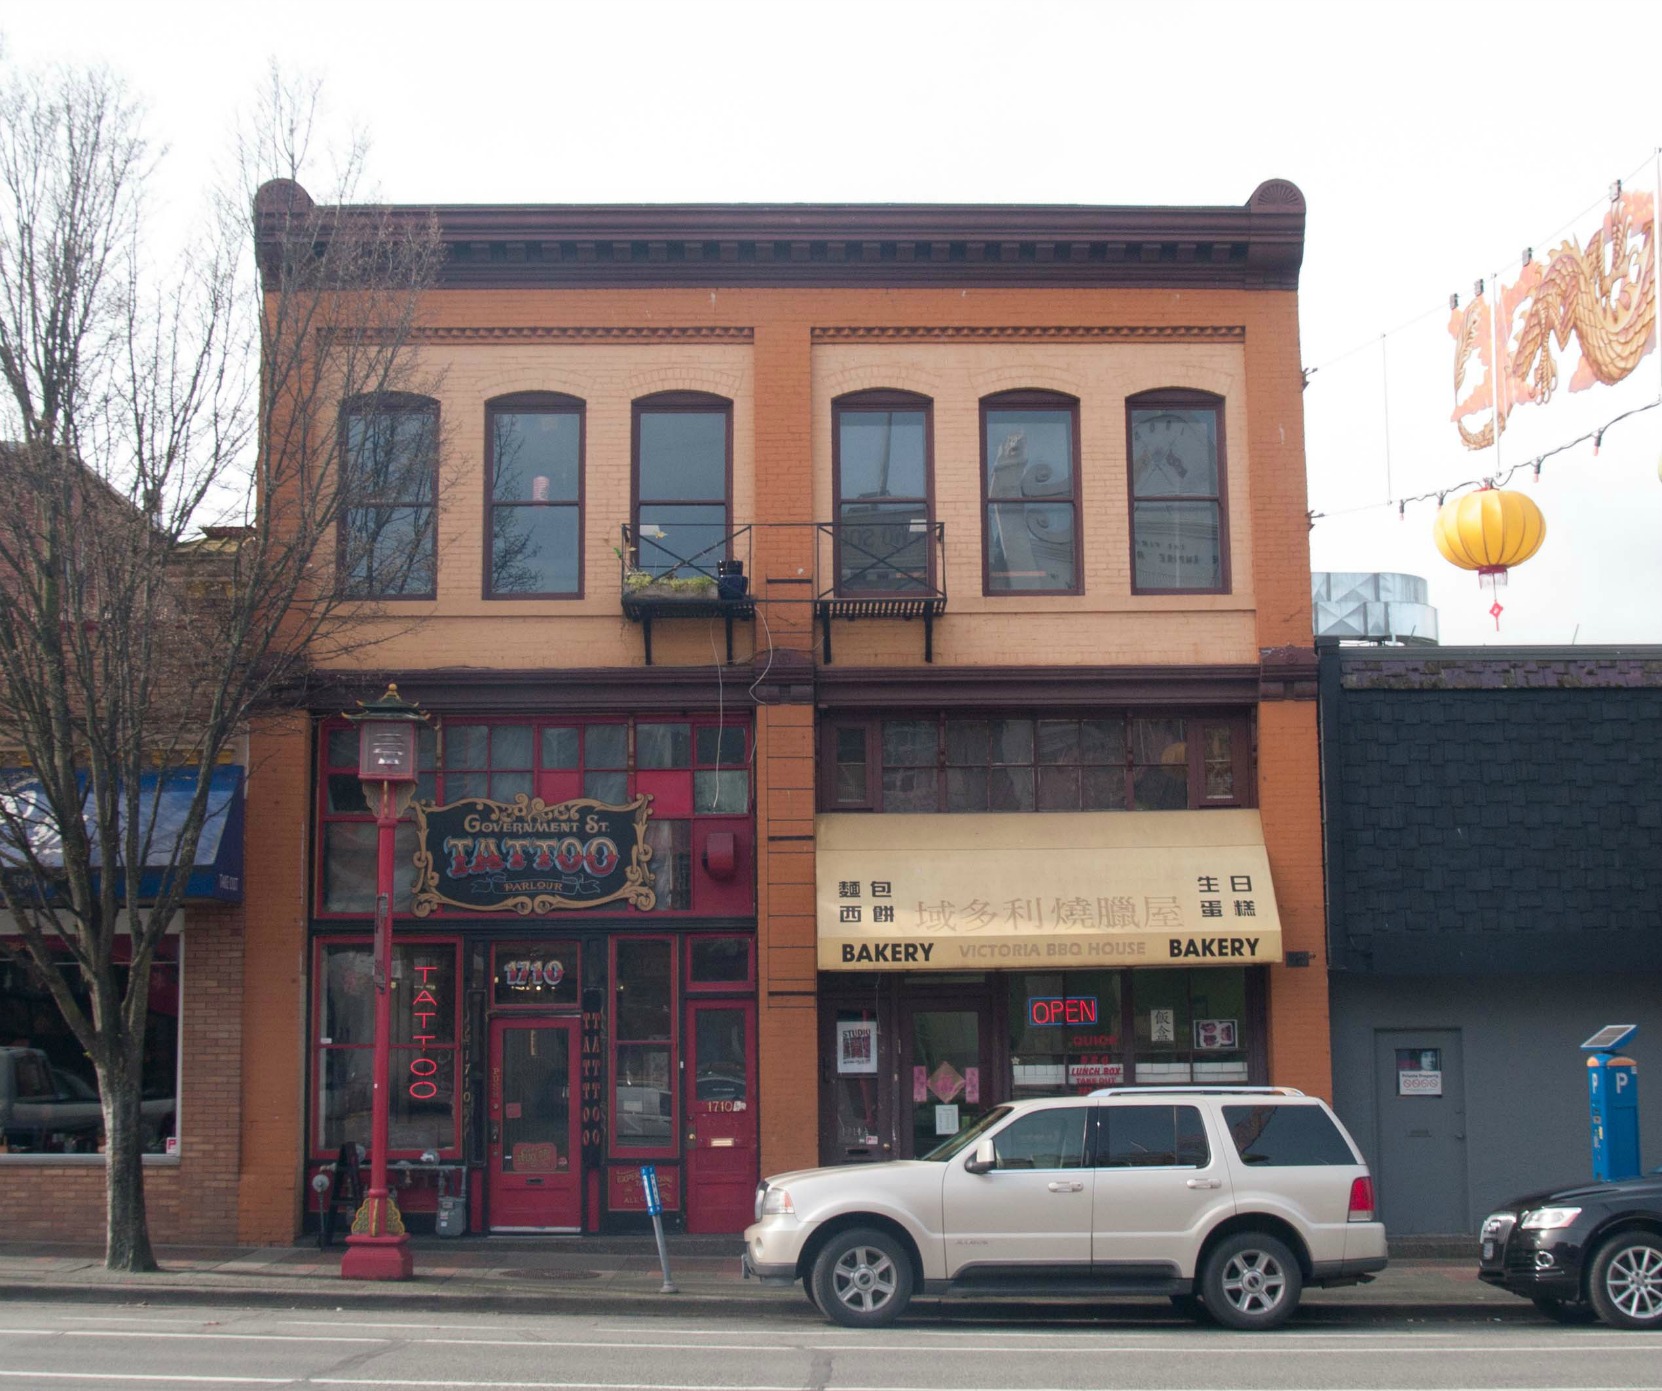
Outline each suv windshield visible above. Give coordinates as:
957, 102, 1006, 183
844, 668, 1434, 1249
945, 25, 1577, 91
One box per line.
919, 1105, 1012, 1161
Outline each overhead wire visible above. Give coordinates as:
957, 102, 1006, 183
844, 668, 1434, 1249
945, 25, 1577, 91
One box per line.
1305, 146, 1662, 524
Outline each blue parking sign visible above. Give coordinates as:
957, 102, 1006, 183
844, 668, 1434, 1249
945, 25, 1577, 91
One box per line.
640, 1164, 663, 1216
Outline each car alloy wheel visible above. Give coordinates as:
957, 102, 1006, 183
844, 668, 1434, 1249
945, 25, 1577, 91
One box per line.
1201, 1232, 1303, 1331
1589, 1235, 1662, 1329
811, 1227, 913, 1328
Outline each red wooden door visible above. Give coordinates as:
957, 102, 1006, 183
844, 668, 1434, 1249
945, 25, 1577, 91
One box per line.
683, 1000, 757, 1233
488, 1017, 581, 1232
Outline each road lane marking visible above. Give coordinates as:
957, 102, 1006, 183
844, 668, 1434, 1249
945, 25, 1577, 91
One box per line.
66, 1331, 387, 1344
0, 1374, 291, 1385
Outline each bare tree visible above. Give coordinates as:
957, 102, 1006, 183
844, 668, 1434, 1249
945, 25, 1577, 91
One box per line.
0, 60, 444, 1271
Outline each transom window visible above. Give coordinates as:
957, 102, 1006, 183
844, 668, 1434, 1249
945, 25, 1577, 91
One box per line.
982, 390, 1080, 594
487, 393, 583, 597
633, 393, 731, 577
823, 713, 1248, 813
339, 393, 438, 598
317, 716, 749, 917
1127, 389, 1228, 593
833, 390, 932, 595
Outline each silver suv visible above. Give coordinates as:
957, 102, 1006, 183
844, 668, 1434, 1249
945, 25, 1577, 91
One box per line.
743, 1086, 1385, 1330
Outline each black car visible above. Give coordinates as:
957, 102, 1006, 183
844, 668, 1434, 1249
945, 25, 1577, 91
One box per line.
1479, 1171, 1662, 1328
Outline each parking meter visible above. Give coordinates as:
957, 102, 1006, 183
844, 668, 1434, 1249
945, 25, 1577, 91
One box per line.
1581, 1024, 1641, 1183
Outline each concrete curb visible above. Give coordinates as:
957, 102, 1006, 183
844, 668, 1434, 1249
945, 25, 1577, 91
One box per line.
0, 1279, 1539, 1323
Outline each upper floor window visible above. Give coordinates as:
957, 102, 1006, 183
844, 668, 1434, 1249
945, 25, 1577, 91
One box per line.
982, 390, 1080, 594
821, 712, 1249, 813
487, 393, 583, 597
633, 393, 730, 577
1127, 390, 1227, 593
339, 393, 438, 598
833, 390, 932, 595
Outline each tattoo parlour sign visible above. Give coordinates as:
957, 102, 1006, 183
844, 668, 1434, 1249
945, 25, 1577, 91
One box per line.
816, 809, 1282, 971
412, 795, 656, 915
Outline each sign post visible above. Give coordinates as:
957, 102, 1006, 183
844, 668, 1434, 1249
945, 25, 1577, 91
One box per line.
641, 1165, 676, 1293
1581, 1025, 1642, 1183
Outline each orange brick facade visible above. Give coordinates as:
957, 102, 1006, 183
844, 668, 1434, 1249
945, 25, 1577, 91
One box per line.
213, 183, 1330, 1240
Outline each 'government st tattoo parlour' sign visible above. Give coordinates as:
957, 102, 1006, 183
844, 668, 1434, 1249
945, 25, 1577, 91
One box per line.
411, 795, 656, 915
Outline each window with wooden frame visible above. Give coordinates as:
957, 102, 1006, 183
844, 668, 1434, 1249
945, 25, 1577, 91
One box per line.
632, 392, 731, 577
611, 936, 676, 1156
982, 390, 1081, 594
1127, 389, 1228, 593
833, 390, 932, 595
486, 393, 584, 597
313, 937, 461, 1159
339, 393, 439, 598
820, 713, 1250, 813
317, 721, 437, 915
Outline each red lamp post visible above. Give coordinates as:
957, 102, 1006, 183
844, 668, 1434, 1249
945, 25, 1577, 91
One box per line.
340, 683, 429, 1282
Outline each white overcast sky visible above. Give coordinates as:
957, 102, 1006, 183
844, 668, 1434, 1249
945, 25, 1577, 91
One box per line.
5, 0, 1660, 646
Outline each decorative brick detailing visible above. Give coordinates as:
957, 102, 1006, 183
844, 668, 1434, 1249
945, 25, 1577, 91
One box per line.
811, 325, 1245, 343
1259, 645, 1320, 701
406, 325, 754, 344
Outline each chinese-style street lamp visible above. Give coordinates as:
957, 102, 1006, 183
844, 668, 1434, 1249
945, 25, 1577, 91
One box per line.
340, 683, 429, 1282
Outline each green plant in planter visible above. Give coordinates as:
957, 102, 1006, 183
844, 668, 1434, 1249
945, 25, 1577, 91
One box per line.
624, 570, 719, 597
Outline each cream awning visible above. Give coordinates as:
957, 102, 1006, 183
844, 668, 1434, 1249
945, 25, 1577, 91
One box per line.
816, 809, 1282, 971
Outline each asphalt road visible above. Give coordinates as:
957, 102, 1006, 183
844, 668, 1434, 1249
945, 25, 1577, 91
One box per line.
2, 1298, 1661, 1391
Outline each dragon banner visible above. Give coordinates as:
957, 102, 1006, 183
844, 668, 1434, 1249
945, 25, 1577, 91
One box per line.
1450, 190, 1655, 450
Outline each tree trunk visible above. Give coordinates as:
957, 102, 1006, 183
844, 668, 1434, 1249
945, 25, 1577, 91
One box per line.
99, 1060, 158, 1273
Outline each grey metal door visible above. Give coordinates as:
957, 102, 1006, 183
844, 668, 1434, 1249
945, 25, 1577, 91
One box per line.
1373, 1029, 1469, 1234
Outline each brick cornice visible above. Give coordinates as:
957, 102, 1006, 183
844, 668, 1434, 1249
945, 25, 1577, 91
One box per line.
406, 325, 754, 344
256, 179, 1306, 292
811, 325, 1244, 343
1259, 646, 1320, 701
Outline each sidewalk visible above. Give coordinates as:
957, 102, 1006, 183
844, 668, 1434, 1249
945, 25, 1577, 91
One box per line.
0, 1235, 1528, 1320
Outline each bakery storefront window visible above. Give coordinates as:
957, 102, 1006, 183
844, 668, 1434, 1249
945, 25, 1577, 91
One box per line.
0, 938, 180, 1156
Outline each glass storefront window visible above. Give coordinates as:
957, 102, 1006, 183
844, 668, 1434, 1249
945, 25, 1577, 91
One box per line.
316, 941, 459, 1156
613, 937, 675, 1153
1132, 968, 1249, 1084
0, 941, 180, 1157
1008, 971, 1124, 1098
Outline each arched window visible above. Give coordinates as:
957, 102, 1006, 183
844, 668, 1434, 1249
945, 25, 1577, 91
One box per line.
832, 389, 933, 595
631, 392, 731, 577
339, 392, 439, 598
1126, 389, 1228, 594
981, 389, 1081, 594
486, 392, 585, 598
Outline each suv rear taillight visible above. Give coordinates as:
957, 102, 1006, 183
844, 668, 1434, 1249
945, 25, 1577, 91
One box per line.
1348, 1176, 1376, 1222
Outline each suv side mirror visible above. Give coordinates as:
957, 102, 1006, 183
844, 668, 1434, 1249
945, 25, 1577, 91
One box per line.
963, 1138, 996, 1175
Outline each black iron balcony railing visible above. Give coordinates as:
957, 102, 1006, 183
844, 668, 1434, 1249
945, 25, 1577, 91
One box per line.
617, 520, 948, 665
619, 523, 755, 665
814, 518, 946, 663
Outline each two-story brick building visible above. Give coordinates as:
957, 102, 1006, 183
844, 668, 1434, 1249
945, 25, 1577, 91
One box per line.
216, 177, 1332, 1243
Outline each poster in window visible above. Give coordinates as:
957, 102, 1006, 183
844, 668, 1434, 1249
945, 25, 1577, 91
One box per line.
1193, 1018, 1238, 1050
411, 795, 655, 914
836, 1019, 878, 1075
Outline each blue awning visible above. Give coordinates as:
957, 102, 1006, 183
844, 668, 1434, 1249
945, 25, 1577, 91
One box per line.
0, 766, 244, 904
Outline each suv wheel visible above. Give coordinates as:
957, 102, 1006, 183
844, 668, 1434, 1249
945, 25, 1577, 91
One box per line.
811, 1228, 913, 1328
1200, 1232, 1302, 1331
1588, 1233, 1662, 1329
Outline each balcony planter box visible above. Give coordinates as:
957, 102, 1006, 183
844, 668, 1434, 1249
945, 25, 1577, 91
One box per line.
623, 573, 721, 601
